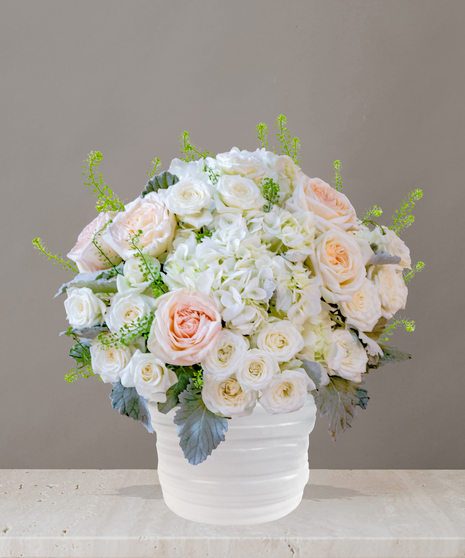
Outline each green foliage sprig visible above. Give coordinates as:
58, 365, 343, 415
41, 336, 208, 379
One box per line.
275, 114, 301, 164
83, 151, 125, 213
63, 327, 94, 382
332, 160, 343, 192
255, 122, 269, 150
180, 131, 213, 162
147, 157, 161, 177
379, 319, 415, 344
361, 205, 385, 233
98, 312, 155, 349
129, 230, 169, 298
195, 227, 213, 242
91, 222, 123, 273
261, 178, 280, 212
404, 261, 425, 284
390, 189, 423, 233
32, 238, 79, 273
203, 163, 220, 185
192, 367, 204, 389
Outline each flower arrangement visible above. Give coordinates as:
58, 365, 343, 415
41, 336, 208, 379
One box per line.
34, 115, 424, 465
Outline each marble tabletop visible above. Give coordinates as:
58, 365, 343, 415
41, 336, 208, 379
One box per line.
0, 469, 464, 558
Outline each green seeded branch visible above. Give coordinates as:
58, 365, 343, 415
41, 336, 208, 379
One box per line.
332, 160, 343, 192
180, 131, 213, 162
275, 114, 301, 164
83, 151, 125, 213
98, 312, 155, 350
404, 261, 425, 284
261, 178, 280, 212
32, 237, 78, 273
390, 189, 423, 233
147, 157, 161, 178
379, 319, 415, 344
255, 122, 269, 150
129, 231, 169, 297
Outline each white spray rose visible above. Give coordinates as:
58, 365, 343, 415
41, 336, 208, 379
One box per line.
64, 287, 106, 328
90, 334, 134, 383
159, 178, 213, 228
340, 278, 383, 332
168, 158, 212, 182
215, 175, 265, 213
256, 320, 304, 363
105, 292, 156, 333
201, 329, 248, 379
356, 225, 411, 269
259, 369, 314, 415
369, 265, 408, 319
202, 374, 258, 418
120, 350, 177, 400
216, 147, 268, 183
236, 349, 280, 391
326, 329, 368, 383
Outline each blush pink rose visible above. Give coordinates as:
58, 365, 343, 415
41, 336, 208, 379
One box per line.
104, 192, 176, 260
147, 289, 222, 366
67, 212, 122, 273
289, 175, 358, 231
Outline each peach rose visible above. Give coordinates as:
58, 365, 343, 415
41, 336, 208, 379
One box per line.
104, 192, 176, 260
147, 289, 222, 366
289, 176, 358, 231
67, 212, 121, 273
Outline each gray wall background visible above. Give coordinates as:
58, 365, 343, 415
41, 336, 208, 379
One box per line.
1, 0, 464, 469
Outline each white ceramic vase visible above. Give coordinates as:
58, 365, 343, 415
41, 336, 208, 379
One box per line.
148, 397, 317, 525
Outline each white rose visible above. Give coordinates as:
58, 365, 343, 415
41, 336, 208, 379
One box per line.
201, 329, 248, 379
216, 147, 267, 183
202, 374, 258, 418
340, 278, 383, 332
256, 320, 304, 363
259, 369, 314, 415
326, 329, 368, 383
64, 287, 106, 328
168, 158, 212, 182
159, 178, 213, 228
123, 256, 160, 289
298, 308, 333, 364
120, 350, 177, 400
105, 292, 156, 333
310, 228, 371, 303
215, 175, 265, 213
236, 349, 280, 391
90, 334, 134, 383
369, 265, 408, 319
104, 192, 176, 260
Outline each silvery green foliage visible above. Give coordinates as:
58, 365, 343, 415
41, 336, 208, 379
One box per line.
141, 171, 179, 197
312, 376, 369, 440
174, 380, 228, 465
60, 326, 108, 340
367, 250, 401, 266
378, 345, 411, 366
301, 360, 329, 389
55, 265, 122, 297
157, 367, 193, 415
110, 382, 154, 434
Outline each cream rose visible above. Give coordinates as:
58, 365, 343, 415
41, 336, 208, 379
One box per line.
340, 278, 383, 332
90, 334, 134, 383
201, 329, 248, 379
369, 265, 408, 319
159, 178, 213, 228
216, 147, 267, 183
288, 175, 358, 231
256, 320, 304, 363
311, 228, 370, 303
236, 349, 280, 391
259, 369, 314, 415
123, 256, 160, 289
67, 212, 121, 273
202, 374, 258, 417
215, 175, 265, 213
325, 329, 368, 383
105, 292, 156, 333
64, 287, 106, 328
104, 192, 176, 260
147, 289, 222, 366
120, 350, 177, 400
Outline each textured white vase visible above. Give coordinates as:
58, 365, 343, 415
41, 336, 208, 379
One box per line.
148, 397, 317, 525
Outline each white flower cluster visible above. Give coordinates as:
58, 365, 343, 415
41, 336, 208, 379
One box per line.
65, 146, 412, 418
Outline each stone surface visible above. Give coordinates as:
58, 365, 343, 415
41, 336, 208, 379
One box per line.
0, 469, 464, 557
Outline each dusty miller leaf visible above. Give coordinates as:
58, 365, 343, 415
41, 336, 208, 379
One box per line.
312, 376, 369, 440
55, 267, 121, 297
157, 368, 192, 415
378, 345, 411, 366
141, 171, 179, 197
364, 317, 388, 341
367, 250, 401, 266
174, 380, 228, 465
109, 382, 154, 434
301, 360, 329, 389
60, 326, 109, 340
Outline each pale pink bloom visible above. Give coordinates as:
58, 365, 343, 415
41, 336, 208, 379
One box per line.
67, 212, 121, 273
148, 289, 222, 366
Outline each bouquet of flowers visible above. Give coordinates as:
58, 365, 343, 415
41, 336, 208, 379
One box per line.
34, 115, 424, 465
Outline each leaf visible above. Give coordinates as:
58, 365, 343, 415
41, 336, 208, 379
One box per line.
312, 376, 369, 440
174, 380, 228, 465
109, 382, 154, 434
141, 171, 179, 197
157, 370, 192, 415
55, 266, 121, 297
60, 326, 108, 340
378, 345, 411, 366
367, 250, 401, 266
364, 317, 388, 341
301, 360, 329, 389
